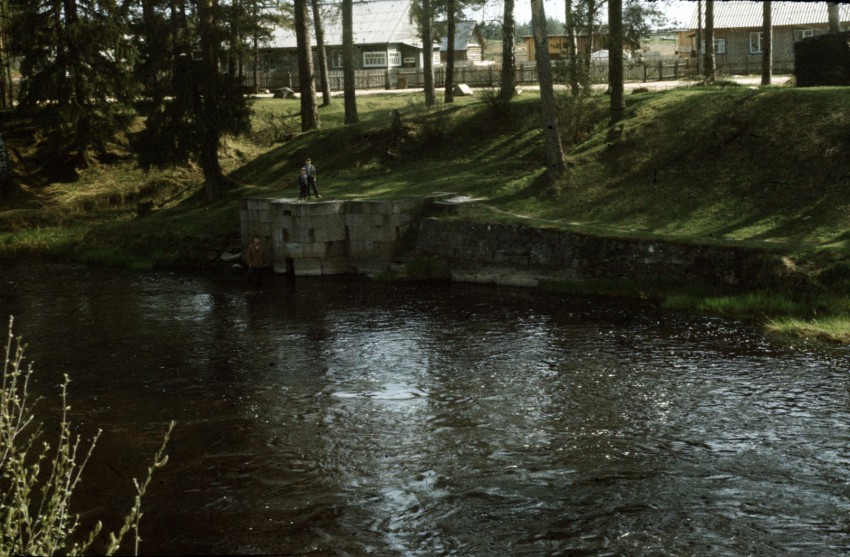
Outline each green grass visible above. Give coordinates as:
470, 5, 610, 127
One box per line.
767, 315, 850, 344
663, 290, 806, 316
3, 83, 850, 341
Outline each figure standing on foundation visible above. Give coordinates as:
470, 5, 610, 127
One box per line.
304, 157, 321, 198
298, 167, 309, 200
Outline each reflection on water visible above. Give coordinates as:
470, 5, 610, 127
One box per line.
2, 261, 850, 556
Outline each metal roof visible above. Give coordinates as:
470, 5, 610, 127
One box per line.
267, 0, 420, 49
687, 1, 850, 29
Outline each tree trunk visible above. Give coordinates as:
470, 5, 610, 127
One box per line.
704, 0, 715, 82
583, 0, 597, 93
199, 0, 226, 199
253, 32, 260, 93
312, 0, 332, 106
696, 0, 702, 76
421, 0, 436, 106
62, 0, 93, 168
228, 4, 238, 77
608, 0, 624, 124
0, 0, 14, 107
565, 0, 579, 95
294, 0, 318, 130
342, 0, 358, 124
444, 0, 456, 103
828, 3, 841, 33
531, 0, 565, 185
0, 129, 15, 200
761, 0, 772, 86
171, 0, 187, 57
499, 0, 516, 101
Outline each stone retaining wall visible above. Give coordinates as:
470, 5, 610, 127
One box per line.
241, 196, 799, 290
415, 219, 795, 290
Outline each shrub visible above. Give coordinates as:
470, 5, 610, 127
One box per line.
557, 93, 606, 149
0, 316, 173, 556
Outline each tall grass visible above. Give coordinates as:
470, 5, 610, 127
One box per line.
0, 316, 174, 556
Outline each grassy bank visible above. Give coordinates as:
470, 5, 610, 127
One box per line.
2, 82, 849, 342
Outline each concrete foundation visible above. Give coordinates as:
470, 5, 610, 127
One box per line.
240, 196, 437, 276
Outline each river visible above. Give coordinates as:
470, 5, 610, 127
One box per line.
2, 260, 849, 556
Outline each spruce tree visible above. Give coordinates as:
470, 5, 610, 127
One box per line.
14, 0, 137, 169
134, 0, 251, 200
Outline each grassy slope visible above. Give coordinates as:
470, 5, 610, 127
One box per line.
236, 85, 850, 256
3, 83, 850, 338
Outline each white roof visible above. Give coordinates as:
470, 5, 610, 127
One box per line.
687, 1, 850, 29
267, 0, 420, 49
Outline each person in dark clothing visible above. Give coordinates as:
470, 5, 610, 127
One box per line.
304, 157, 321, 198
245, 235, 268, 287
298, 167, 310, 200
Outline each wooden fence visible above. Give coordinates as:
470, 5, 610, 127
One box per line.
240, 57, 793, 92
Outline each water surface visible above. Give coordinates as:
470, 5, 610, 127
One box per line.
2, 261, 849, 556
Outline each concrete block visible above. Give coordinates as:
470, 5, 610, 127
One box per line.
280, 227, 305, 244
347, 239, 373, 258
292, 258, 323, 276
324, 240, 347, 258
392, 198, 425, 213
283, 242, 304, 257
345, 201, 367, 214
301, 242, 330, 258
321, 259, 356, 275
300, 200, 345, 216
359, 201, 393, 215
344, 214, 368, 230
309, 216, 347, 242
453, 83, 474, 96
273, 216, 294, 231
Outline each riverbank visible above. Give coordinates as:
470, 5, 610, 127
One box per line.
2, 80, 849, 342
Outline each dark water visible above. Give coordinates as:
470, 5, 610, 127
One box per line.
2, 260, 850, 556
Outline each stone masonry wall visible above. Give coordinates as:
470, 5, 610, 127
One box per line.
240, 197, 798, 289
415, 219, 794, 290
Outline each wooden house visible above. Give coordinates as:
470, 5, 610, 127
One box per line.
261, 0, 440, 73
523, 31, 608, 62
439, 20, 486, 64
677, 1, 850, 69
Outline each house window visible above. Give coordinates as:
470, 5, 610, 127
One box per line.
749, 31, 763, 54
331, 50, 343, 69
363, 51, 387, 67
794, 29, 815, 41
388, 50, 401, 67
700, 38, 726, 54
